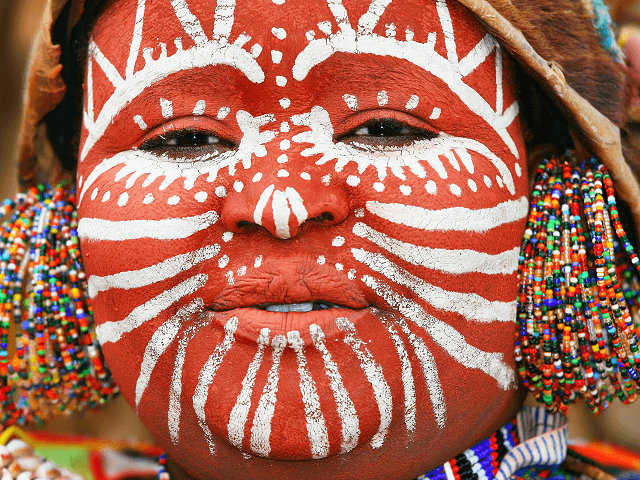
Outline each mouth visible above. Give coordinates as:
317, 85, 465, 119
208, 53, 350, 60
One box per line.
252, 301, 350, 312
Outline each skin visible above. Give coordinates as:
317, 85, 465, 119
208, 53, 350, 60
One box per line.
78, 0, 529, 478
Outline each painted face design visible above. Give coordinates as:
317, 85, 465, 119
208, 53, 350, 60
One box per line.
78, 0, 528, 478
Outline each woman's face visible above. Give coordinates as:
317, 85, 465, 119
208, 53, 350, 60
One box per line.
78, 0, 528, 478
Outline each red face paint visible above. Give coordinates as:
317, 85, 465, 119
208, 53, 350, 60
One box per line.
78, 0, 528, 478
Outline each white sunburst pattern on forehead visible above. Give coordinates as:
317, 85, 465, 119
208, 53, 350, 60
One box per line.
293, 0, 519, 159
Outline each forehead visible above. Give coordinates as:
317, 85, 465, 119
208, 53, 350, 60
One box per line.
92, 0, 488, 85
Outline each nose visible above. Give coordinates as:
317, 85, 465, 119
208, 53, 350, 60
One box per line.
221, 180, 350, 239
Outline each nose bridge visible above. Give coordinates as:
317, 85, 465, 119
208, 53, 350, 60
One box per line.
220, 137, 349, 239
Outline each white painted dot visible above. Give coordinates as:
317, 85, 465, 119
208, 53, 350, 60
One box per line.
234, 181, 244, 192
276, 76, 287, 87
237, 266, 247, 276
217, 107, 230, 119
496, 175, 504, 188
252, 172, 263, 182
168, 195, 180, 205
91, 188, 98, 200
347, 175, 360, 186
218, 255, 229, 268
515, 163, 522, 177
142, 193, 154, 204
117, 192, 129, 206
377, 90, 388, 106
280, 121, 290, 132
215, 186, 227, 197
272, 27, 287, 40
271, 50, 283, 63
318, 21, 332, 35
425, 180, 437, 194
193, 100, 206, 115
484, 175, 492, 188
300, 172, 311, 180
254, 255, 262, 268
335, 263, 344, 271
194, 191, 207, 203
78, 176, 84, 189
277, 154, 288, 163
305, 30, 315, 41
430, 107, 441, 120
348, 269, 356, 280
102, 191, 111, 202
354, 208, 364, 218
226, 271, 234, 285
321, 174, 331, 186
133, 115, 147, 130
317, 255, 326, 265
449, 184, 462, 196
277, 169, 289, 177
272, 0, 285, 4
373, 182, 385, 192
280, 139, 290, 150
399, 185, 412, 195
279, 98, 291, 109
405, 95, 419, 110
405, 28, 414, 41
342, 94, 358, 111
467, 179, 477, 192
160, 98, 173, 118
250, 44, 262, 58
222, 232, 234, 242
332, 236, 345, 247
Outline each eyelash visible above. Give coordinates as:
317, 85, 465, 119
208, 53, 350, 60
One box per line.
137, 118, 436, 156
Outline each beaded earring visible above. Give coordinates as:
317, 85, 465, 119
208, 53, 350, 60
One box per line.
515, 153, 640, 414
0, 183, 117, 430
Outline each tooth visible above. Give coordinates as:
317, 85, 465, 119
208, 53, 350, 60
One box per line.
265, 303, 314, 313
289, 303, 313, 313
266, 304, 289, 312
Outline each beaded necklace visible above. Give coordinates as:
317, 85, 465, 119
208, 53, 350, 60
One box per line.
155, 420, 518, 480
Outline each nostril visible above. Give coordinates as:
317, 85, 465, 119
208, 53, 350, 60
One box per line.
317, 212, 335, 222
236, 220, 253, 229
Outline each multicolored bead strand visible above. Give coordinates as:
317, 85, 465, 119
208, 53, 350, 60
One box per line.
515, 154, 640, 414
0, 183, 117, 430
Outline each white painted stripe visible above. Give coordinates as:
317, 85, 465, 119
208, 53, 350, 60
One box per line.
310, 324, 360, 453
213, 0, 235, 42
135, 299, 203, 408
169, 315, 212, 446
285, 187, 308, 225
89, 40, 124, 88
357, 0, 392, 35
366, 196, 529, 233
170, 0, 208, 46
88, 245, 219, 298
254, 185, 274, 225
126, 0, 146, 79
362, 275, 515, 389
160, 98, 173, 118
336, 317, 392, 449
78, 210, 219, 241
288, 331, 330, 459
96, 274, 207, 344
353, 249, 516, 323
272, 190, 291, 239
394, 317, 446, 429
250, 335, 287, 457
378, 319, 416, 432
193, 317, 238, 454
227, 328, 270, 449
353, 223, 519, 275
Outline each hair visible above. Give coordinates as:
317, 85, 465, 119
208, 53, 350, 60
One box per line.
44, 0, 110, 174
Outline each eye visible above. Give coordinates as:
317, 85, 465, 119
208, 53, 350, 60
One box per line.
337, 118, 437, 148
138, 129, 235, 158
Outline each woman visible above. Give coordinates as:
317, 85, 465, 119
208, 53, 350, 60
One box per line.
2, 0, 639, 479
